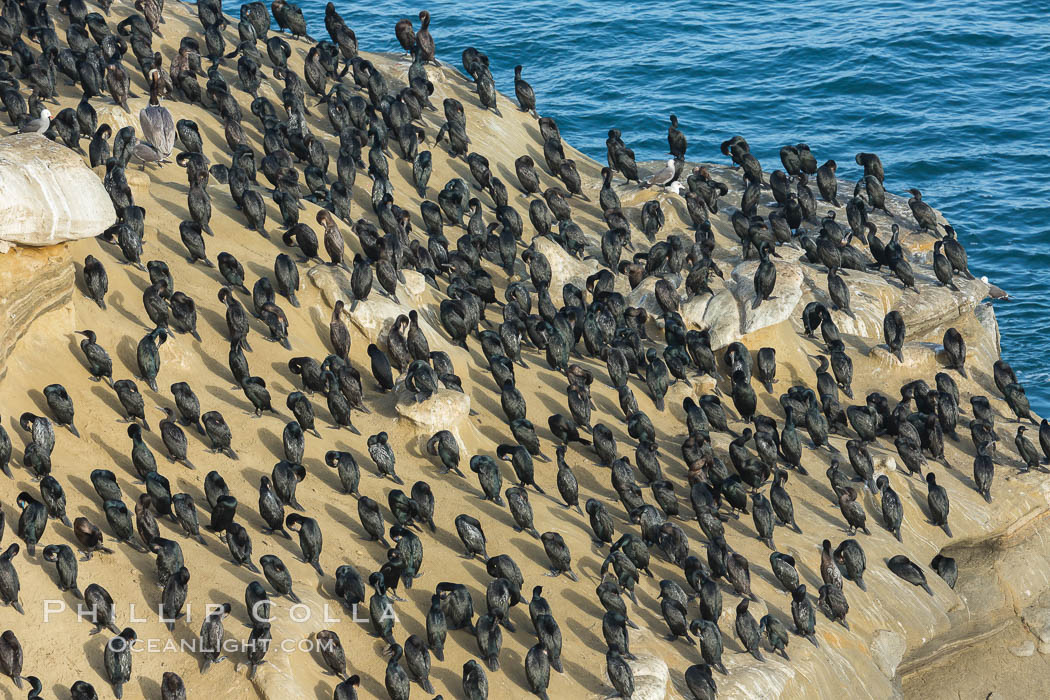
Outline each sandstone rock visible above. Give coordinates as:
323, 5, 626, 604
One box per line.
893, 276, 990, 337
681, 289, 742, 350
0, 244, 73, 379
0, 6, 1029, 696
602, 654, 668, 700
252, 655, 302, 700
976, 301, 1001, 356
802, 267, 897, 338
531, 235, 602, 297
125, 168, 151, 199
1010, 640, 1036, 657
731, 258, 805, 337
666, 373, 718, 408
785, 246, 991, 344
401, 269, 427, 299
309, 265, 387, 342
0, 135, 115, 250
625, 274, 685, 336
343, 295, 408, 343
722, 662, 796, 699
626, 275, 674, 320
94, 101, 144, 134
309, 265, 469, 368
868, 341, 945, 371
250, 588, 331, 700
1021, 607, 1050, 644
871, 630, 907, 677
308, 264, 419, 341
395, 388, 476, 452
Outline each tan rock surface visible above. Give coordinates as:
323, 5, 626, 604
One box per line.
0, 244, 74, 379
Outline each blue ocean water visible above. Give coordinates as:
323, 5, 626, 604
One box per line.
236, 0, 1050, 413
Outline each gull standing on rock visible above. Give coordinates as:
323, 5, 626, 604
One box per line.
981, 276, 1012, 300
13, 110, 51, 135
645, 158, 682, 188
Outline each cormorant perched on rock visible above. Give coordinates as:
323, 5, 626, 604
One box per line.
667, 114, 687, 159
926, 473, 952, 537
514, 65, 537, 117
883, 310, 905, 362
907, 188, 938, 233
887, 554, 932, 595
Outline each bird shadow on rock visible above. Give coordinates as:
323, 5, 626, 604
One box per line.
196, 301, 227, 338
946, 466, 978, 493
426, 522, 471, 561
904, 478, 933, 522
566, 610, 606, 653
91, 428, 133, 478
197, 352, 232, 392
721, 514, 755, 542
205, 384, 246, 412
792, 556, 825, 591
576, 553, 613, 585
312, 680, 333, 700
50, 683, 74, 700
470, 386, 502, 422
464, 360, 500, 393
269, 360, 299, 388
430, 666, 461, 695
66, 473, 98, 503
90, 384, 127, 421
307, 634, 341, 679
242, 258, 274, 286
753, 561, 788, 592
802, 499, 851, 534
354, 670, 389, 700
257, 427, 284, 458
25, 388, 49, 417
563, 655, 606, 694
80, 635, 110, 681
109, 290, 151, 333
509, 535, 546, 566
561, 587, 607, 625
322, 502, 369, 543
151, 189, 194, 225
172, 477, 209, 515
473, 496, 510, 525
66, 333, 95, 376
499, 646, 531, 693
559, 459, 611, 503
135, 566, 166, 613
599, 384, 632, 416
306, 459, 347, 497
156, 229, 187, 259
